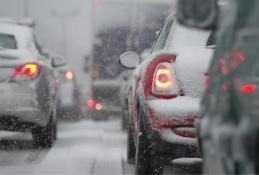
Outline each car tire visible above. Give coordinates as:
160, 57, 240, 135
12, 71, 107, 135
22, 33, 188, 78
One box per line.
33, 121, 56, 148
127, 122, 136, 164
134, 105, 163, 175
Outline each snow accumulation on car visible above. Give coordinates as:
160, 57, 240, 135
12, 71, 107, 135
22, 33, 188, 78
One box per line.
0, 19, 64, 148
120, 13, 214, 174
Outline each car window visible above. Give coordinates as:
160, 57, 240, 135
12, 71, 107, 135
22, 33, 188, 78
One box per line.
0, 33, 17, 49
151, 17, 174, 53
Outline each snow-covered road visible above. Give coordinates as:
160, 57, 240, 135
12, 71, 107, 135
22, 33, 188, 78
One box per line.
0, 119, 173, 175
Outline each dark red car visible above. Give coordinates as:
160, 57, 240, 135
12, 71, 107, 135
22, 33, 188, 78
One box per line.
119, 14, 214, 174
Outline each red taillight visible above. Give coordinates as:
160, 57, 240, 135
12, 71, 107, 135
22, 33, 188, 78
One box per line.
155, 66, 173, 89
12, 63, 41, 81
152, 63, 178, 96
87, 99, 95, 108
144, 54, 177, 98
239, 84, 257, 93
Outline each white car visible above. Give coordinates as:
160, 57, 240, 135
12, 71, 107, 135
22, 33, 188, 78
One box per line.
0, 19, 65, 147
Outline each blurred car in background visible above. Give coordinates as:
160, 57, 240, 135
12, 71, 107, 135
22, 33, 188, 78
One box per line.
0, 18, 65, 148
120, 13, 214, 174
177, 0, 259, 174
87, 79, 121, 120
56, 63, 82, 121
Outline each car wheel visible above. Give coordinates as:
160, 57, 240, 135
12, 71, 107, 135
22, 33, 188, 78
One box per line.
127, 122, 136, 164
134, 105, 163, 175
33, 121, 55, 148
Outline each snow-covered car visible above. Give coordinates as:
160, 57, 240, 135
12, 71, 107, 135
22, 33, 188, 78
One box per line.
0, 19, 65, 148
56, 64, 82, 121
119, 13, 214, 174
87, 80, 121, 120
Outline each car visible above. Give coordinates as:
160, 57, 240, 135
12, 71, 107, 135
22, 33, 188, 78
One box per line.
87, 79, 121, 120
0, 18, 65, 148
119, 13, 214, 174
177, 0, 259, 174
56, 63, 82, 121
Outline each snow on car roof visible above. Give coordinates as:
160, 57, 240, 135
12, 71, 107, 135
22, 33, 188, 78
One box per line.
0, 22, 34, 50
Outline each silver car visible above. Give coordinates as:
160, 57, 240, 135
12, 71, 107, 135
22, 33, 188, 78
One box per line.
0, 19, 65, 148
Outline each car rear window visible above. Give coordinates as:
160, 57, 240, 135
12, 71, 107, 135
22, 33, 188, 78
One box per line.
0, 33, 17, 49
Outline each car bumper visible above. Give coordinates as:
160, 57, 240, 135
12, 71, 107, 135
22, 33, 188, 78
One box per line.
0, 83, 50, 129
144, 96, 201, 159
148, 127, 199, 160
146, 96, 201, 128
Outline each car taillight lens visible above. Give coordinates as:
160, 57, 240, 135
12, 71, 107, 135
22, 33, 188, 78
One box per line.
87, 99, 95, 108
155, 66, 172, 90
65, 70, 74, 80
152, 63, 178, 96
12, 63, 41, 81
95, 103, 103, 111
239, 84, 257, 93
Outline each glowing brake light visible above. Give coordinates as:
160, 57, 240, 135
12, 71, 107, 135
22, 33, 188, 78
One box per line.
12, 63, 41, 81
155, 68, 172, 89
152, 63, 177, 94
95, 103, 103, 111
239, 84, 257, 93
87, 99, 95, 108
65, 70, 74, 80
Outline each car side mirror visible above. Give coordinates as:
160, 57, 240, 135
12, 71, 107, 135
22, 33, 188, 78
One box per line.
52, 56, 67, 68
177, 0, 218, 30
119, 51, 141, 69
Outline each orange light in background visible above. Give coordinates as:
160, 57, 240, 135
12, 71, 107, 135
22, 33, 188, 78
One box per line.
65, 70, 74, 80
95, 103, 103, 111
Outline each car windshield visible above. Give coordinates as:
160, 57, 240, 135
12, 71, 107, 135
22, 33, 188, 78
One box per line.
0, 33, 17, 49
